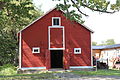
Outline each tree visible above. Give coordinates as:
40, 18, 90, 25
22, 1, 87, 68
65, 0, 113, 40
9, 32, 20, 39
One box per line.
98, 39, 115, 46
0, 0, 43, 66
105, 39, 115, 45
92, 41, 97, 46
53, 0, 120, 23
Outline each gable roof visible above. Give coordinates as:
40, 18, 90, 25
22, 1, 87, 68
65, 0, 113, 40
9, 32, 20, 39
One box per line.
18, 7, 94, 33
92, 44, 120, 50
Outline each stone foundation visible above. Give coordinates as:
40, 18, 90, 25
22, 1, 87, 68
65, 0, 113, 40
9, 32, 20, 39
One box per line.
17, 68, 95, 74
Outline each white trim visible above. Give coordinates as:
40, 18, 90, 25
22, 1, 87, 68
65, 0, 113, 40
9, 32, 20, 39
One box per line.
48, 26, 65, 50
52, 17, 61, 26
81, 24, 94, 33
20, 67, 46, 70
32, 47, 40, 53
19, 32, 22, 69
18, 7, 93, 33
49, 26, 64, 28
63, 27, 65, 49
49, 48, 65, 50
70, 66, 93, 69
91, 33, 93, 66
48, 26, 50, 50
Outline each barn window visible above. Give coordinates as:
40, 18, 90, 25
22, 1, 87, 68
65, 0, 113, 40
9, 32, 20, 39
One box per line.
32, 47, 40, 53
52, 17, 60, 26
74, 48, 81, 54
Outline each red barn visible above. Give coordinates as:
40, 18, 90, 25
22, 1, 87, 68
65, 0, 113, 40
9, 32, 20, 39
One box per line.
18, 8, 94, 70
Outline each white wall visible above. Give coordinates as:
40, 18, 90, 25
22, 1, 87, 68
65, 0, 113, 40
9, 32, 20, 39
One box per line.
100, 49, 120, 67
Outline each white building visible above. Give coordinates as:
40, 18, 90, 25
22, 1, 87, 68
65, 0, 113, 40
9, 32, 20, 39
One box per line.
92, 44, 120, 68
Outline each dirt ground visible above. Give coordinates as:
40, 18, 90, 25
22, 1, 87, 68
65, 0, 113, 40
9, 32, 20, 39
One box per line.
64, 75, 120, 80
48, 72, 120, 80
49, 76, 120, 80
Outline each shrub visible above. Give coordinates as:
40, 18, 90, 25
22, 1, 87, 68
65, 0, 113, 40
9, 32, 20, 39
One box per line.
0, 64, 17, 75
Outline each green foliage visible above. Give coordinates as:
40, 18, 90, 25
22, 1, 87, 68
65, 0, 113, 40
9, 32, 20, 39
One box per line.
0, 0, 43, 30
88, 0, 110, 11
0, 0, 43, 66
0, 64, 17, 75
56, 2, 85, 24
0, 30, 18, 65
54, 0, 120, 24
111, 0, 120, 11
98, 39, 115, 46
92, 41, 98, 46
105, 39, 115, 45
92, 39, 115, 46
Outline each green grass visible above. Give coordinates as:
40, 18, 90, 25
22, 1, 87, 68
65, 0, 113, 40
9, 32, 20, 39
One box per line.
1, 64, 120, 80
0, 64, 17, 75
72, 69, 120, 76
0, 73, 59, 80
0, 64, 59, 79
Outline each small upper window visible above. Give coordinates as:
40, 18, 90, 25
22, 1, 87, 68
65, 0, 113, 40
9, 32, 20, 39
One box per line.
32, 47, 40, 53
74, 48, 81, 54
52, 17, 60, 26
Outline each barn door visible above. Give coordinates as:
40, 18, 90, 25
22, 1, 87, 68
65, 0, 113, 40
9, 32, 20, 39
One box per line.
50, 50, 63, 68
48, 26, 65, 50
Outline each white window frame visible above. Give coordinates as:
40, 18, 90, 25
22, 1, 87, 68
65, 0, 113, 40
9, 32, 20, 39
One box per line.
74, 48, 81, 54
52, 17, 61, 26
32, 47, 40, 53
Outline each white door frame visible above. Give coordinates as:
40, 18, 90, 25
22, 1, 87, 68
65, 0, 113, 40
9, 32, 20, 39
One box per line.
48, 26, 65, 50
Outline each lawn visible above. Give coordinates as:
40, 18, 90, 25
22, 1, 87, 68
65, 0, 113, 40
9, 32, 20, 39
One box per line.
0, 73, 59, 80
73, 69, 120, 76
0, 64, 58, 79
1, 64, 120, 80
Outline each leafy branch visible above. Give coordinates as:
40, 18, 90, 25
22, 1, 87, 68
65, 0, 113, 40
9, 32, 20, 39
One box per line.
54, 0, 120, 23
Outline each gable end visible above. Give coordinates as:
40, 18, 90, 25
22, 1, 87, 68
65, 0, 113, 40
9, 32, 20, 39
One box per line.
18, 7, 94, 33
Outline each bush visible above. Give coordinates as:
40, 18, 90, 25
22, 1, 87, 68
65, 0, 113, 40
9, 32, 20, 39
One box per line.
0, 64, 17, 75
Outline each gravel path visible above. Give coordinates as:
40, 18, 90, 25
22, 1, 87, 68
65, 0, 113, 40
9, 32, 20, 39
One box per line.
47, 72, 120, 80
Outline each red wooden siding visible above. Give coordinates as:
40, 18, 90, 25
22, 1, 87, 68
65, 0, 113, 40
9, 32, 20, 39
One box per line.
67, 22, 91, 66
50, 28, 63, 48
20, 8, 92, 69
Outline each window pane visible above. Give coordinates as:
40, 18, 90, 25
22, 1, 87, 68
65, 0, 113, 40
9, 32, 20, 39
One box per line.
34, 49, 38, 52
53, 18, 59, 25
76, 50, 78, 52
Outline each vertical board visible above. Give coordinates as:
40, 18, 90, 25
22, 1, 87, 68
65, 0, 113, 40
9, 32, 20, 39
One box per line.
45, 50, 50, 69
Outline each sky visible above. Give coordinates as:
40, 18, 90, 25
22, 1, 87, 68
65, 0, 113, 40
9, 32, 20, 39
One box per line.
33, 0, 120, 44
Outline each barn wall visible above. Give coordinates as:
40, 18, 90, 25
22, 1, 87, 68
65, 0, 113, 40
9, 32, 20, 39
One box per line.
21, 9, 64, 68
65, 21, 91, 66
21, 9, 92, 68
